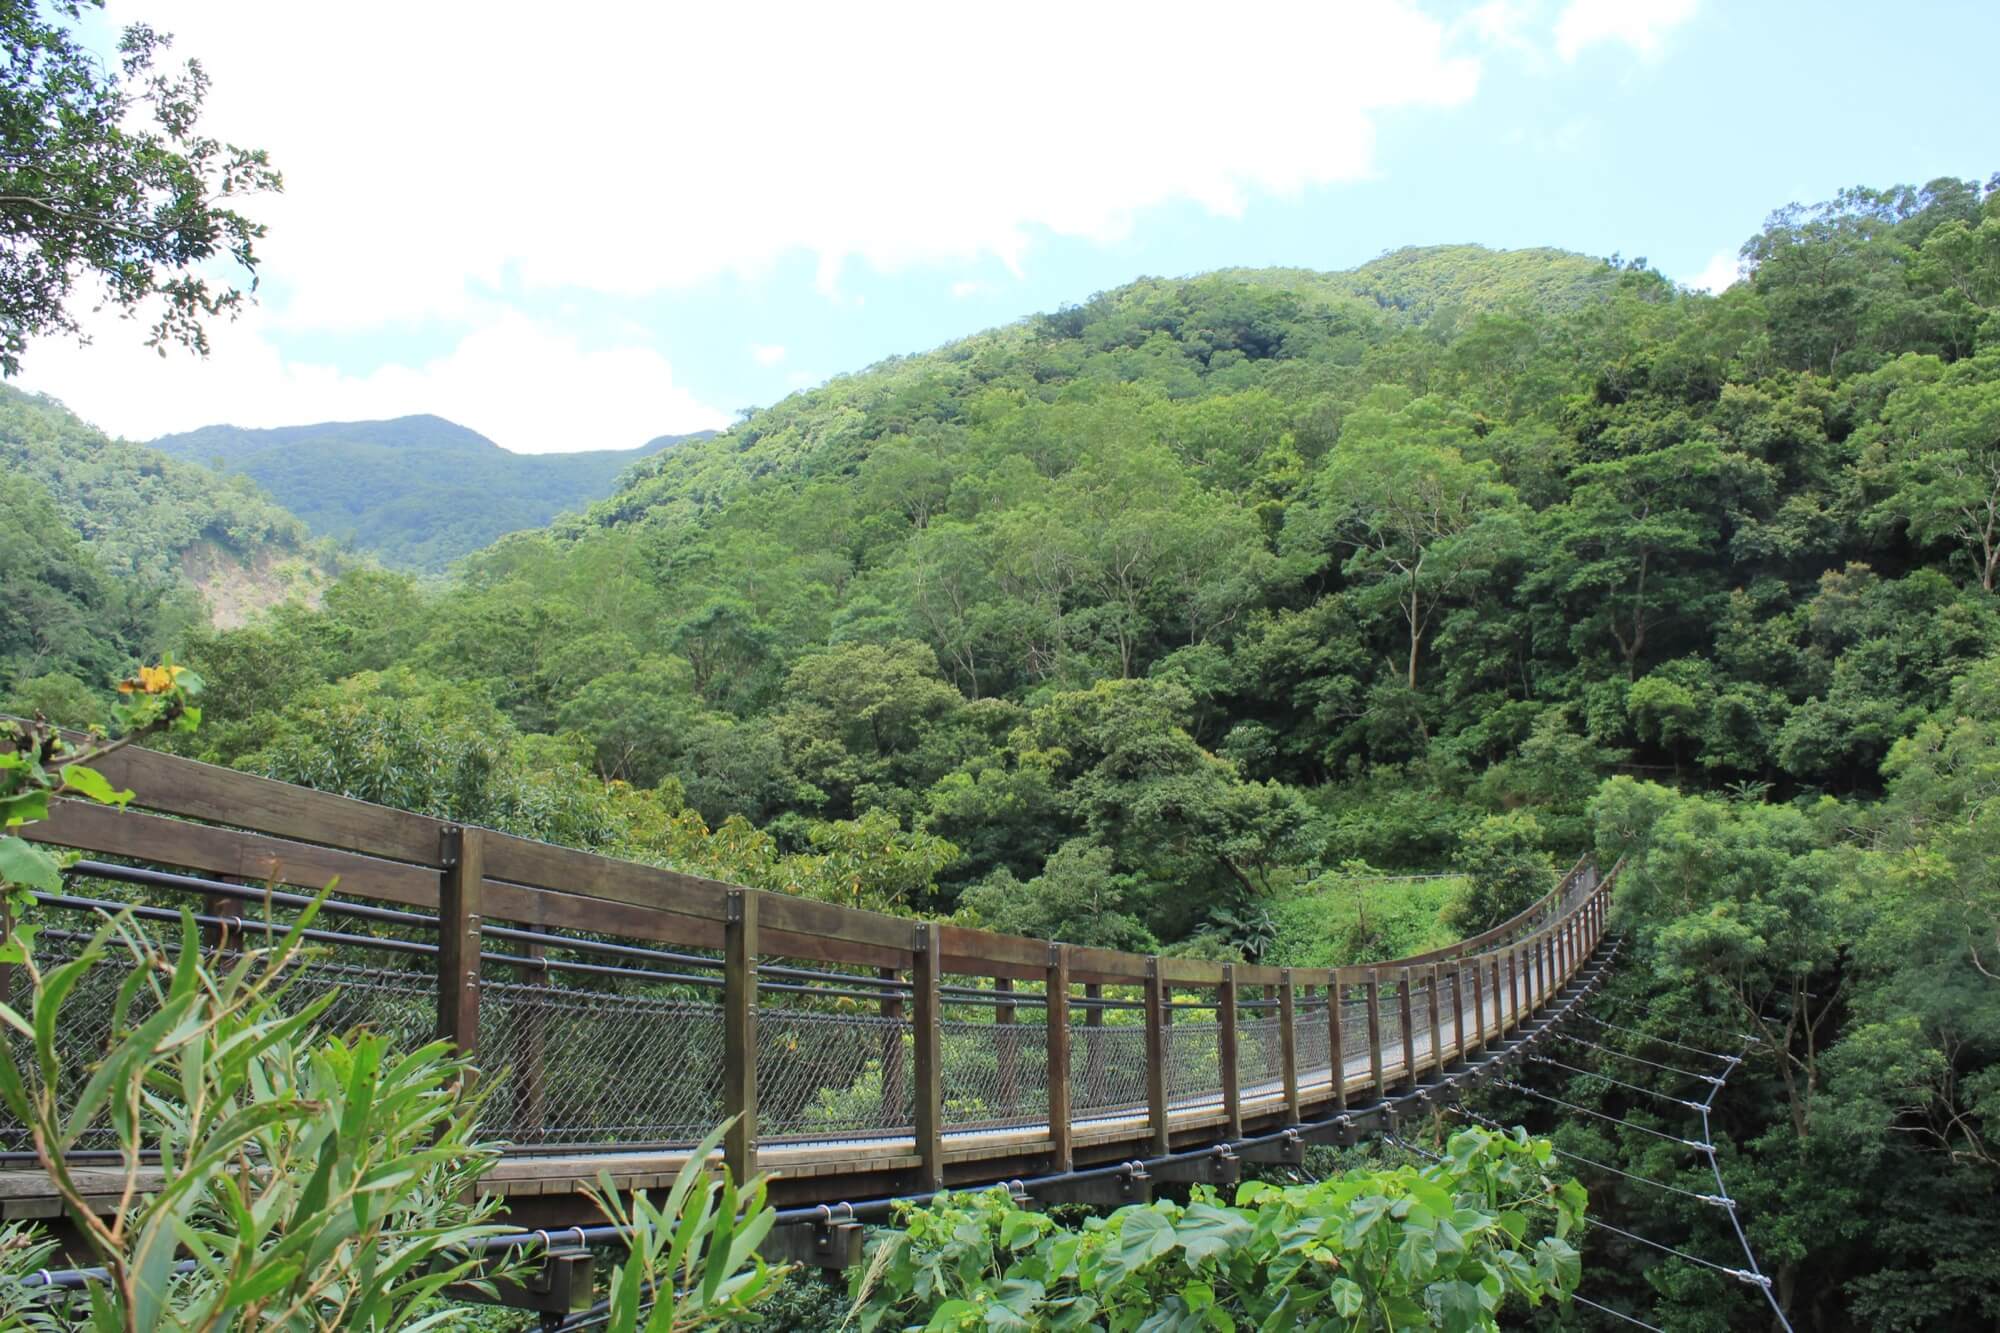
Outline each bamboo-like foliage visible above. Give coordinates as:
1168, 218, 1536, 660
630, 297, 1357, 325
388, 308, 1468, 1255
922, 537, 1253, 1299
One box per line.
0, 905, 515, 1331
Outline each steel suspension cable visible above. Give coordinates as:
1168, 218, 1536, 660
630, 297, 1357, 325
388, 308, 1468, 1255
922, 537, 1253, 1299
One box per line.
1496, 1080, 1714, 1153
1526, 1054, 1708, 1111
1577, 1011, 1742, 1065
1586, 1217, 1771, 1287
1696, 1043, 1795, 1332
1568, 1292, 1668, 1332
1449, 1106, 1729, 1208
1554, 1030, 1725, 1085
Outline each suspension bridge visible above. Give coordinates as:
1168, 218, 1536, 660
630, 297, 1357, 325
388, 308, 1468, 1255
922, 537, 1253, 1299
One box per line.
5, 739, 1773, 1326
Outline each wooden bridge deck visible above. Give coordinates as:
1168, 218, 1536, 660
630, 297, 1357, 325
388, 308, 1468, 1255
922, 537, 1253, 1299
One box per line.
1, 733, 1613, 1230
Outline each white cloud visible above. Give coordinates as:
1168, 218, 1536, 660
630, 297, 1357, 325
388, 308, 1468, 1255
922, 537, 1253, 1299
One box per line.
20, 307, 731, 452
1553, 0, 1697, 61
1684, 250, 1742, 293
98, 0, 1483, 328
28, 1, 1523, 444
750, 343, 787, 367
949, 279, 990, 300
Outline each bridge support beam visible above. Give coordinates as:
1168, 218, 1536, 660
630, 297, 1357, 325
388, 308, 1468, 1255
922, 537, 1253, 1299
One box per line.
1398, 969, 1418, 1093
1144, 958, 1169, 1154
912, 923, 944, 1192
1279, 969, 1300, 1123
1239, 1129, 1304, 1168
1219, 965, 1242, 1139
1327, 971, 1348, 1112
724, 889, 759, 1182
437, 825, 484, 1064
1029, 1162, 1152, 1210
1152, 1145, 1240, 1190
1046, 944, 1072, 1173
1366, 971, 1386, 1102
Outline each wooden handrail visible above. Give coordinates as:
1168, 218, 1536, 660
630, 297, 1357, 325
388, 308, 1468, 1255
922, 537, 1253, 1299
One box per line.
10, 732, 1619, 1180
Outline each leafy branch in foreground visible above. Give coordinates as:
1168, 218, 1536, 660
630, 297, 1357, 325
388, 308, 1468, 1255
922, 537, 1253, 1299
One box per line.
0, 906, 514, 1330
1, 656, 203, 956
849, 1126, 1585, 1332
582, 1118, 787, 1331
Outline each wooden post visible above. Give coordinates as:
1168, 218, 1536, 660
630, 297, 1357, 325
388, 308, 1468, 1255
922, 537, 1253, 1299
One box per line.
995, 976, 1018, 1117
1046, 945, 1072, 1172
1366, 970, 1386, 1102
1084, 982, 1105, 1108
1456, 960, 1472, 1064
723, 889, 759, 1182
1399, 969, 1418, 1092
1327, 970, 1347, 1111
1279, 969, 1300, 1122
1219, 965, 1242, 1138
437, 826, 484, 1061
1507, 946, 1521, 1032
912, 923, 944, 1191
1468, 962, 1484, 1056
201, 876, 247, 955
879, 966, 906, 1127
514, 926, 548, 1141
1144, 958, 1170, 1154
1490, 956, 1504, 1039
1426, 964, 1445, 1078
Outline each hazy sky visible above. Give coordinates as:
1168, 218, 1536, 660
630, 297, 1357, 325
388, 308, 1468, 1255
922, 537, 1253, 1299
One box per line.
20, 0, 2000, 452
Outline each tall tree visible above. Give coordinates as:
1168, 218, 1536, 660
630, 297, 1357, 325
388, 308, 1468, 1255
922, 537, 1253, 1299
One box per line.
1290, 396, 1521, 689
0, 1, 280, 373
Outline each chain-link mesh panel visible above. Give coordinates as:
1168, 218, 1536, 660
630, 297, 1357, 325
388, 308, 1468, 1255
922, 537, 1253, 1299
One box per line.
0, 935, 438, 1152
1071, 1020, 1147, 1119
1295, 1002, 1331, 1087
756, 1008, 911, 1141
1163, 1021, 1220, 1109
941, 1014, 1049, 1131
291, 956, 438, 1049
1240, 1014, 1284, 1091
1380, 995, 1404, 1072
1410, 986, 1434, 1066
0, 939, 137, 1151
479, 978, 723, 1145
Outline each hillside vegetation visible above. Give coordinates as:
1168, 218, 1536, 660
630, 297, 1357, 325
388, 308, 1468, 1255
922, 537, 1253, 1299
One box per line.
81, 178, 2000, 1324
151, 415, 712, 572
0, 388, 331, 707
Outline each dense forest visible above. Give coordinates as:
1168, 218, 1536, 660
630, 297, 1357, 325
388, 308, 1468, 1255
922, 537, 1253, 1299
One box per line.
151, 416, 711, 572
4, 172, 1997, 1327
0, 385, 337, 714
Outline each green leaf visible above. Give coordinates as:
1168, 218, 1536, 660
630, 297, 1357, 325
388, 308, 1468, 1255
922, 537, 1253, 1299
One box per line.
58, 763, 131, 807
0, 835, 60, 892
0, 789, 51, 827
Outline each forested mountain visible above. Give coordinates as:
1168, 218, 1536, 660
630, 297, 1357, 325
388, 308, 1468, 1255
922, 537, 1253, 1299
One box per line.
129, 177, 2000, 1324
0, 387, 332, 710
150, 415, 713, 572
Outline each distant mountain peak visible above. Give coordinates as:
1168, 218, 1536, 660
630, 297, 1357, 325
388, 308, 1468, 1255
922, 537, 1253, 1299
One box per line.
147, 416, 716, 572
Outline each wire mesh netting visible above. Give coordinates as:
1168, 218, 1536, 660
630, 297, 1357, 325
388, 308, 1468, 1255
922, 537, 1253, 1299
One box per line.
1240, 1014, 1285, 1091
1295, 1001, 1331, 1086
941, 1012, 1049, 1132
1071, 1019, 1147, 1120
1, 930, 439, 1152
1340, 997, 1373, 1076
1163, 1020, 1220, 1109
756, 1007, 912, 1141
480, 978, 724, 1145
1411, 986, 1435, 1065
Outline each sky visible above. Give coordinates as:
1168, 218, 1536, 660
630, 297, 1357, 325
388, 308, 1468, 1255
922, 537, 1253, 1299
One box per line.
19, 0, 2000, 454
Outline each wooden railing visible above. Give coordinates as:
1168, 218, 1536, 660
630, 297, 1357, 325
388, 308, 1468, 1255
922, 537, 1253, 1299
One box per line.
9, 738, 1615, 1201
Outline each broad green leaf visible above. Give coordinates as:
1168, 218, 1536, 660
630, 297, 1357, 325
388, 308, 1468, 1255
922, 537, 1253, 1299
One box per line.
0, 835, 60, 891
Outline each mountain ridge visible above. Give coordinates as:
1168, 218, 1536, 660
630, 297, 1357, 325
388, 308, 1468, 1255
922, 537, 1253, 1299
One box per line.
149, 417, 716, 572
